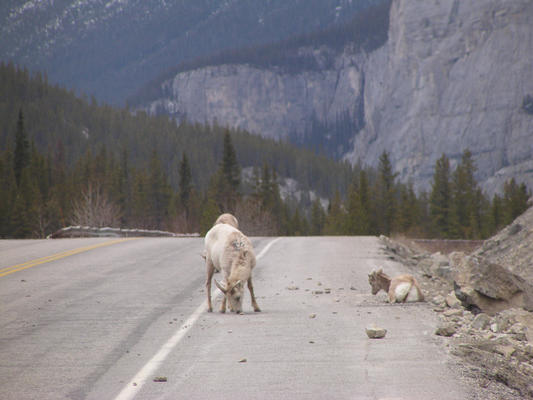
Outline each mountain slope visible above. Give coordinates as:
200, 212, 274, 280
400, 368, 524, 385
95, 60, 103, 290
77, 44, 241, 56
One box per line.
136, 0, 533, 194
0, 62, 353, 198
346, 0, 533, 195
135, 2, 390, 158
0, 0, 377, 105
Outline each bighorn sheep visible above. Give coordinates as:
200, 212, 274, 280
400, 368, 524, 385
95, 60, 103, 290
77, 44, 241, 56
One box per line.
368, 268, 424, 303
204, 215, 260, 313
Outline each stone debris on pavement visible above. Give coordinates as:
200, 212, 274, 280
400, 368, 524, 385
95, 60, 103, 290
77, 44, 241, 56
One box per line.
379, 206, 533, 399
366, 325, 387, 339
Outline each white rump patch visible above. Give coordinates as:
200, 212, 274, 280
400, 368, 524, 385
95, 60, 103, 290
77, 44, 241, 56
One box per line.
394, 282, 412, 302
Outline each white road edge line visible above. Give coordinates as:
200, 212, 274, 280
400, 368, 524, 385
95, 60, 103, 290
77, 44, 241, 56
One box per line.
113, 237, 281, 400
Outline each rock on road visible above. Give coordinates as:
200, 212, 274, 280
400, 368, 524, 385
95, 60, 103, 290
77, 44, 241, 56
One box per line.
0, 236, 474, 399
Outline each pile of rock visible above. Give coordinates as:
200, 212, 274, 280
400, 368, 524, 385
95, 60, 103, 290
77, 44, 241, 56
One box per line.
433, 292, 533, 398
379, 204, 533, 398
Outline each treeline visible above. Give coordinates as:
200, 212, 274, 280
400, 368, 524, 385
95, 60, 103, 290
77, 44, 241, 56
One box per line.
321, 151, 530, 239
2, 106, 530, 239
0, 62, 353, 198
128, 0, 391, 107
0, 114, 319, 237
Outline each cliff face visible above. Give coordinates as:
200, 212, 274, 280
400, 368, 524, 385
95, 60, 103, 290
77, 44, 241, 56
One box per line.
144, 0, 533, 193
147, 50, 364, 141
348, 0, 533, 193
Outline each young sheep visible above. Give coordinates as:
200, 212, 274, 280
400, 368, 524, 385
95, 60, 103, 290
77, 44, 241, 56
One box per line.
368, 268, 424, 303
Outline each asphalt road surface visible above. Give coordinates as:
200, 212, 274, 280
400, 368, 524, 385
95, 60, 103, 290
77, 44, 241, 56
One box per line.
0, 236, 474, 399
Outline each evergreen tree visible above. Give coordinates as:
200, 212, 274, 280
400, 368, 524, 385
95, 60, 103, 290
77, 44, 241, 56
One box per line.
12, 168, 38, 237
213, 131, 241, 212
309, 198, 326, 235
148, 149, 171, 229
179, 153, 193, 214
200, 195, 221, 235
131, 169, 150, 228
377, 151, 397, 235
358, 169, 373, 235
396, 184, 416, 234
430, 154, 451, 238
221, 130, 241, 191
489, 193, 504, 232
0, 151, 17, 237
502, 178, 530, 224
324, 190, 345, 235
450, 149, 482, 238
13, 109, 30, 186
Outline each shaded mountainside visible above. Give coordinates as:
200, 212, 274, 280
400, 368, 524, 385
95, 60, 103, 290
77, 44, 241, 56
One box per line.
136, 1, 391, 158
137, 0, 533, 195
0, 63, 353, 198
0, 0, 378, 105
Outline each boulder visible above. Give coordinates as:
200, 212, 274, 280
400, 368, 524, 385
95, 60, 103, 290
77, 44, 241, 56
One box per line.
452, 253, 533, 315
366, 325, 387, 339
445, 291, 462, 309
471, 313, 491, 330
435, 322, 457, 337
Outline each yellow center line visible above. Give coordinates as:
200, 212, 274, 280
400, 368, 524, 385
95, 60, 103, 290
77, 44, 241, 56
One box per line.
0, 238, 137, 278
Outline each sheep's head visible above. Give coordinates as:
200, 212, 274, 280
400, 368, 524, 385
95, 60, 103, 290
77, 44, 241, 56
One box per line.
368, 270, 381, 295
215, 279, 245, 313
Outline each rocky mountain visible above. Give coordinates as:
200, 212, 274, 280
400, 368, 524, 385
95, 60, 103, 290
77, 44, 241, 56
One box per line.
0, 0, 376, 105
348, 0, 533, 195
139, 0, 533, 194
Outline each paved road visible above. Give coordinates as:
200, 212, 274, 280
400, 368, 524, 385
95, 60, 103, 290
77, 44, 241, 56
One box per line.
0, 236, 473, 400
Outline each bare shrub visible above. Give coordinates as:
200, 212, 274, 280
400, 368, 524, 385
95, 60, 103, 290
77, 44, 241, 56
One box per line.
71, 182, 122, 227
234, 198, 278, 236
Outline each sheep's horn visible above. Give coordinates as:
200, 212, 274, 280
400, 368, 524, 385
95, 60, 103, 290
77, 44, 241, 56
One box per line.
227, 279, 243, 292
214, 279, 227, 294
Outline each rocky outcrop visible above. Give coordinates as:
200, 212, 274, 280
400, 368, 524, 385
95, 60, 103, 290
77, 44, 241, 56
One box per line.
451, 254, 533, 315
147, 51, 365, 141
346, 0, 533, 194
144, 0, 533, 194
475, 204, 533, 283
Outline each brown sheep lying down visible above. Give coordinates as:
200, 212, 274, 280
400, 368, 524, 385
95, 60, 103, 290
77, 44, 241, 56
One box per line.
368, 268, 424, 303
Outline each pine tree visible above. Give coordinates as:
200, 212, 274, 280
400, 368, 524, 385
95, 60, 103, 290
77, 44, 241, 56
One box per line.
502, 178, 530, 224
221, 130, 240, 191
377, 151, 397, 235
430, 154, 451, 238
309, 198, 326, 235
200, 195, 221, 235
148, 149, 171, 229
131, 169, 149, 228
489, 193, 504, 232
324, 190, 345, 235
0, 150, 17, 237
213, 131, 241, 212
448, 150, 488, 238
13, 109, 30, 186
179, 153, 193, 214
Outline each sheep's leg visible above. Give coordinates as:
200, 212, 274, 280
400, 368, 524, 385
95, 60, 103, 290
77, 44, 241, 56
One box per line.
220, 295, 227, 313
248, 277, 261, 312
387, 286, 396, 303
206, 259, 215, 312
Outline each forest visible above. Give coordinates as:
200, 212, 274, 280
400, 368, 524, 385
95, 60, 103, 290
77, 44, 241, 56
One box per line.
1, 62, 530, 239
